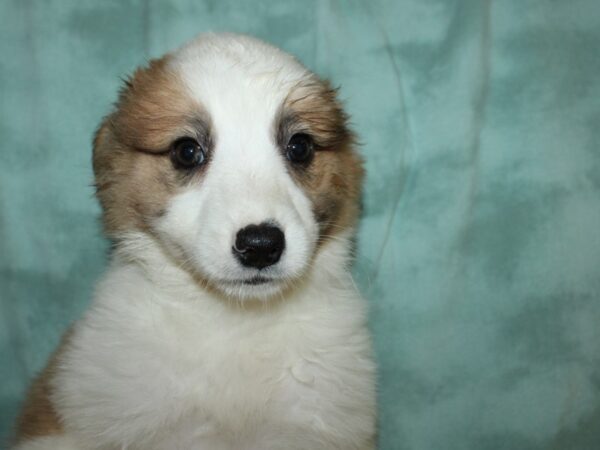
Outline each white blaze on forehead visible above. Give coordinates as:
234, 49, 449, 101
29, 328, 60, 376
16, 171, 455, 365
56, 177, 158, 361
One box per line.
169, 33, 309, 118
170, 33, 308, 82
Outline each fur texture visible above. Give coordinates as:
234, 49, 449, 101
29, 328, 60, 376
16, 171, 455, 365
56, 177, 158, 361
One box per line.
14, 33, 376, 450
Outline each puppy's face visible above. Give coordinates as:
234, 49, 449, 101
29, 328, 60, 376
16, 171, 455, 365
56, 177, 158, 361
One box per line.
93, 35, 363, 300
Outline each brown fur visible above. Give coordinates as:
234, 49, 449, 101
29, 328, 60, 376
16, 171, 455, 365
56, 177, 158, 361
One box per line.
110, 56, 204, 152
283, 77, 351, 148
13, 333, 72, 444
306, 143, 364, 241
280, 78, 364, 241
94, 124, 180, 236
93, 55, 211, 237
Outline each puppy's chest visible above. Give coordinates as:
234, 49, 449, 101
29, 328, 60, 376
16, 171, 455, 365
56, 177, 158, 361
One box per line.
69, 303, 360, 445
168, 319, 334, 418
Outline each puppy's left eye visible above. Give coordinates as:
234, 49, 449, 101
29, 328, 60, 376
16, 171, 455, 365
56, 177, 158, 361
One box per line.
286, 134, 314, 164
171, 138, 206, 169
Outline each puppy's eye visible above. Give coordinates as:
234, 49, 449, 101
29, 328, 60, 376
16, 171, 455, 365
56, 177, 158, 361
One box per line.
286, 134, 314, 164
171, 138, 205, 169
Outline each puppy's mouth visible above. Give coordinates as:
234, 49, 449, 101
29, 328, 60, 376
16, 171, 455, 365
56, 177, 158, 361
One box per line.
214, 275, 288, 300
221, 276, 275, 286
240, 276, 272, 286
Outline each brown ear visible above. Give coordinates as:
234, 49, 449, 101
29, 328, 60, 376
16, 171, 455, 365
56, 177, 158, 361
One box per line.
92, 116, 114, 185
91, 116, 135, 236
92, 116, 119, 211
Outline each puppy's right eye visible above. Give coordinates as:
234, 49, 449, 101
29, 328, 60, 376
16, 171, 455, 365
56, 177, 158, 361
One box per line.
171, 138, 206, 169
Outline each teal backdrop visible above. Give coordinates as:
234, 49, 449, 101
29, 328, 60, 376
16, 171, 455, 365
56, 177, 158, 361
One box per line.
1, 0, 600, 448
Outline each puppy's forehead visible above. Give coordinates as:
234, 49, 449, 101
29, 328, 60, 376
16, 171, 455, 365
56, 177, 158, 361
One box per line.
169, 34, 309, 124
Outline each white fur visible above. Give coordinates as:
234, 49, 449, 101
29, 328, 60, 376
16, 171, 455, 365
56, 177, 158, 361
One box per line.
48, 233, 375, 450
18, 34, 376, 450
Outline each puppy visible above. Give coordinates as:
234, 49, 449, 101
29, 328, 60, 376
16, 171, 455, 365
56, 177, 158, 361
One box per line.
13, 33, 376, 450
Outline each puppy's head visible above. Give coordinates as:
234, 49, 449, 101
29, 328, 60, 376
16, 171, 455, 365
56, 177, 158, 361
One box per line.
93, 33, 363, 300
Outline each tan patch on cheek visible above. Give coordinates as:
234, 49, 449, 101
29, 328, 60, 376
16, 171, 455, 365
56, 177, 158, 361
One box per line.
303, 142, 364, 241
127, 155, 179, 226
93, 119, 182, 236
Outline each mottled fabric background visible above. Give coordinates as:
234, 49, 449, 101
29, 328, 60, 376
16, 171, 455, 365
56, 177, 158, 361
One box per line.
1, 0, 599, 448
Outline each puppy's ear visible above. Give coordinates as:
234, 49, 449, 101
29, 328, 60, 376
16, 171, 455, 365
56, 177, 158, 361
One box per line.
92, 116, 129, 235
92, 116, 118, 192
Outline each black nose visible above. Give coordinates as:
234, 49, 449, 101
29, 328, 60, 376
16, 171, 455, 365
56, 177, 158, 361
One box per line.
233, 223, 285, 270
